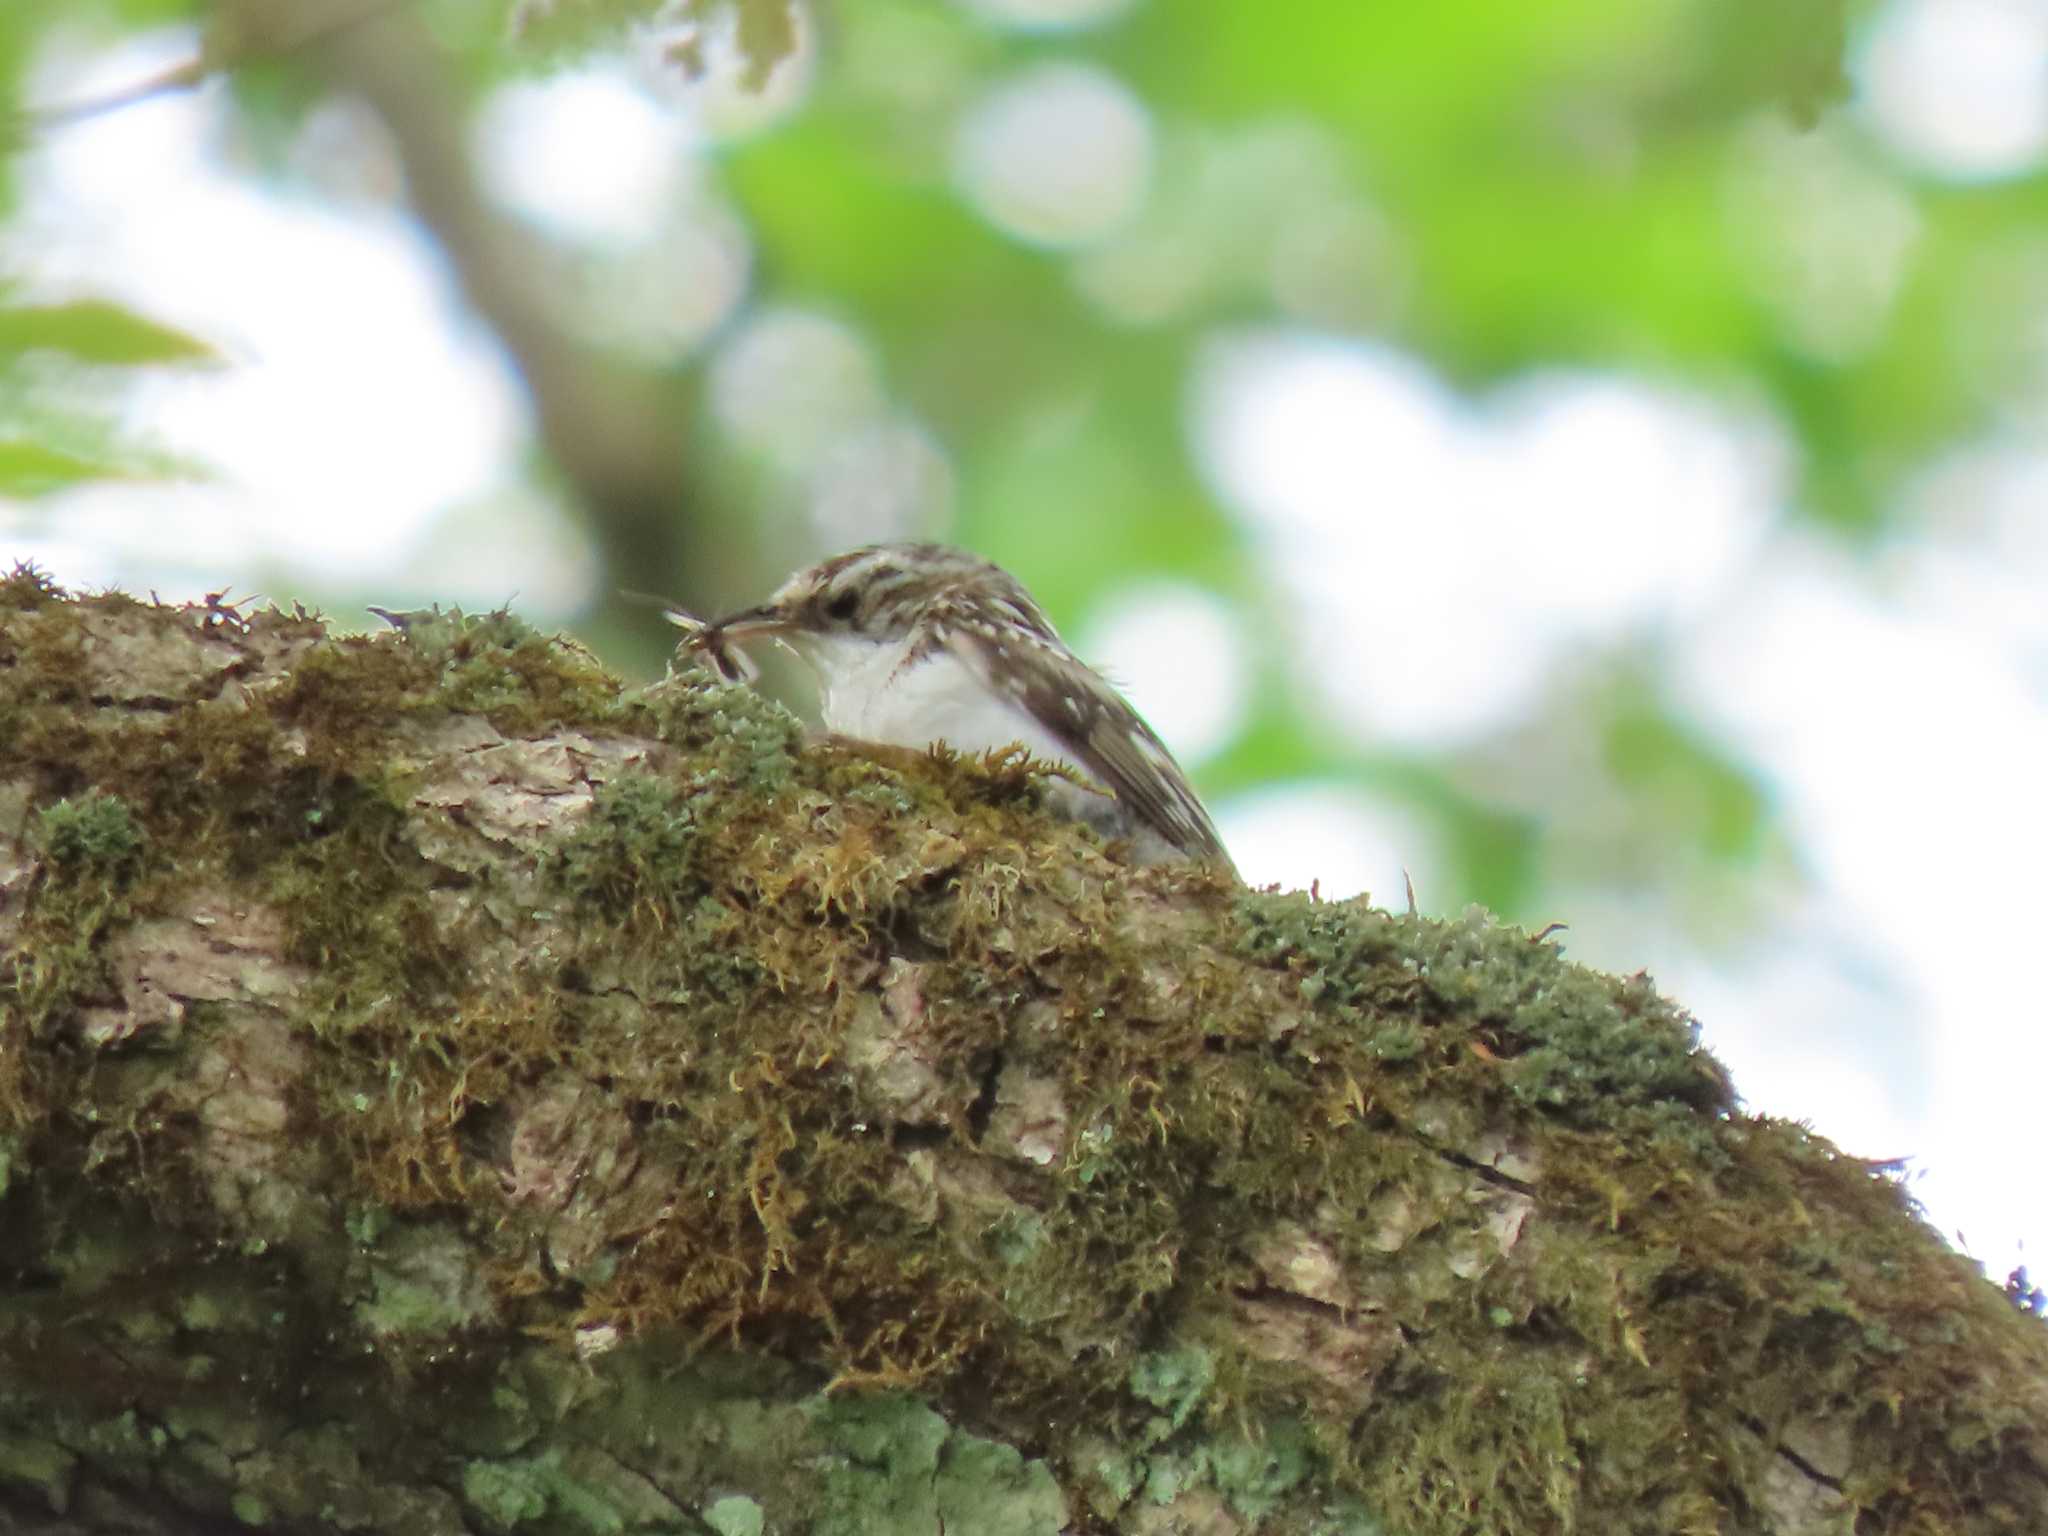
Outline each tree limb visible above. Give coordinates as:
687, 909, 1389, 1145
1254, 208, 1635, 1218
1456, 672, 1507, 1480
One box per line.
1, 575, 2044, 1534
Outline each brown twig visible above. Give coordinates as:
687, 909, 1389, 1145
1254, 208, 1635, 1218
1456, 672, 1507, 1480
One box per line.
20, 0, 417, 135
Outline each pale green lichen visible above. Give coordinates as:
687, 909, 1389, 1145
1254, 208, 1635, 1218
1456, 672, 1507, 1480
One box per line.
1206, 1420, 1315, 1520
810, 1394, 952, 1536
934, 1436, 1066, 1536
1129, 1345, 1215, 1437
230, 1489, 270, 1525
809, 1395, 1066, 1536
0, 1434, 74, 1512
354, 1226, 495, 1337
461, 1458, 548, 1530
701, 1493, 765, 1536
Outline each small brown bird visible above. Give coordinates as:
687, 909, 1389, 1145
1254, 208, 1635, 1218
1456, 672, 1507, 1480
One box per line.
673, 542, 1233, 870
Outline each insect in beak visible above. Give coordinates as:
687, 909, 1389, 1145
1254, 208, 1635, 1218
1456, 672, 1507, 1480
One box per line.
676, 602, 803, 685
620, 589, 781, 685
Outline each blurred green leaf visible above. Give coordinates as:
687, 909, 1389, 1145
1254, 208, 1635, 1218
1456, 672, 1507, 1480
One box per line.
506, 0, 798, 85
0, 438, 141, 497
101, 0, 206, 27
677, 0, 799, 89
1603, 692, 1769, 862
0, 299, 217, 367
727, 114, 1028, 331
1669, 0, 1855, 126
503, 0, 671, 64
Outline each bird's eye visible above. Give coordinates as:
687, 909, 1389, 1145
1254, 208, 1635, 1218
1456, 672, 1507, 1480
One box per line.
825, 590, 860, 623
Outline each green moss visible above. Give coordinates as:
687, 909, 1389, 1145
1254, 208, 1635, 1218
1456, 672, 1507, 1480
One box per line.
1353, 1342, 1590, 1534
1234, 891, 1732, 1130
0, 560, 65, 611
16, 836, 150, 1065
7, 591, 2045, 1532
34, 791, 144, 882
2, 794, 147, 1121
1410, 910, 1724, 1120
548, 771, 709, 930
267, 774, 458, 1002
0, 589, 91, 780
151, 706, 294, 845
438, 625, 619, 733
278, 608, 618, 760
344, 1204, 393, 1247
1308, 1498, 1389, 1536
271, 640, 438, 762
366, 604, 539, 661
623, 671, 801, 784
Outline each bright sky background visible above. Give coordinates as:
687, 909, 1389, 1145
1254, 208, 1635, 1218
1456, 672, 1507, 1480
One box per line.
5, 0, 2046, 1286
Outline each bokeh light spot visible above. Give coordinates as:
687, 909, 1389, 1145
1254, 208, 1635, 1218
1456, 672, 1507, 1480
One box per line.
1860, 0, 2048, 180
1071, 120, 1399, 330
476, 69, 691, 244
1193, 331, 1785, 748
952, 0, 1137, 32
640, 0, 819, 140
1725, 119, 1923, 362
9, 67, 527, 584
1216, 785, 1431, 905
953, 62, 1153, 247
709, 309, 886, 463
1078, 582, 1247, 765
807, 417, 955, 548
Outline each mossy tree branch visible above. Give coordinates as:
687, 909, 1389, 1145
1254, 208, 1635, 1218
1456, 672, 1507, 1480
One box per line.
0, 571, 2043, 1536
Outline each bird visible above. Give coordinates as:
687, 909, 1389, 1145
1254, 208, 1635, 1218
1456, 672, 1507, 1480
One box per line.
666, 542, 1233, 871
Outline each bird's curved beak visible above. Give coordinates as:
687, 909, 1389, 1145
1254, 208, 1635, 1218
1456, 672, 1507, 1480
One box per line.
706, 603, 789, 639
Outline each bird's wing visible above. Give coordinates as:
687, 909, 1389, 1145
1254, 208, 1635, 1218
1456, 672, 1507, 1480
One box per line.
932, 607, 1234, 870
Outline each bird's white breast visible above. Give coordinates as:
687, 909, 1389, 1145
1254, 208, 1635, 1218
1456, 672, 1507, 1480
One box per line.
802, 632, 1085, 777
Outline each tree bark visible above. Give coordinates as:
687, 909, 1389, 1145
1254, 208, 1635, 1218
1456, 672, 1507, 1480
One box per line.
1, 575, 2043, 1535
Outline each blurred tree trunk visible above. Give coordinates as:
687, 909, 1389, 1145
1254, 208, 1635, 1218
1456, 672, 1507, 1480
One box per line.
211, 0, 761, 640
2, 580, 2044, 1536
